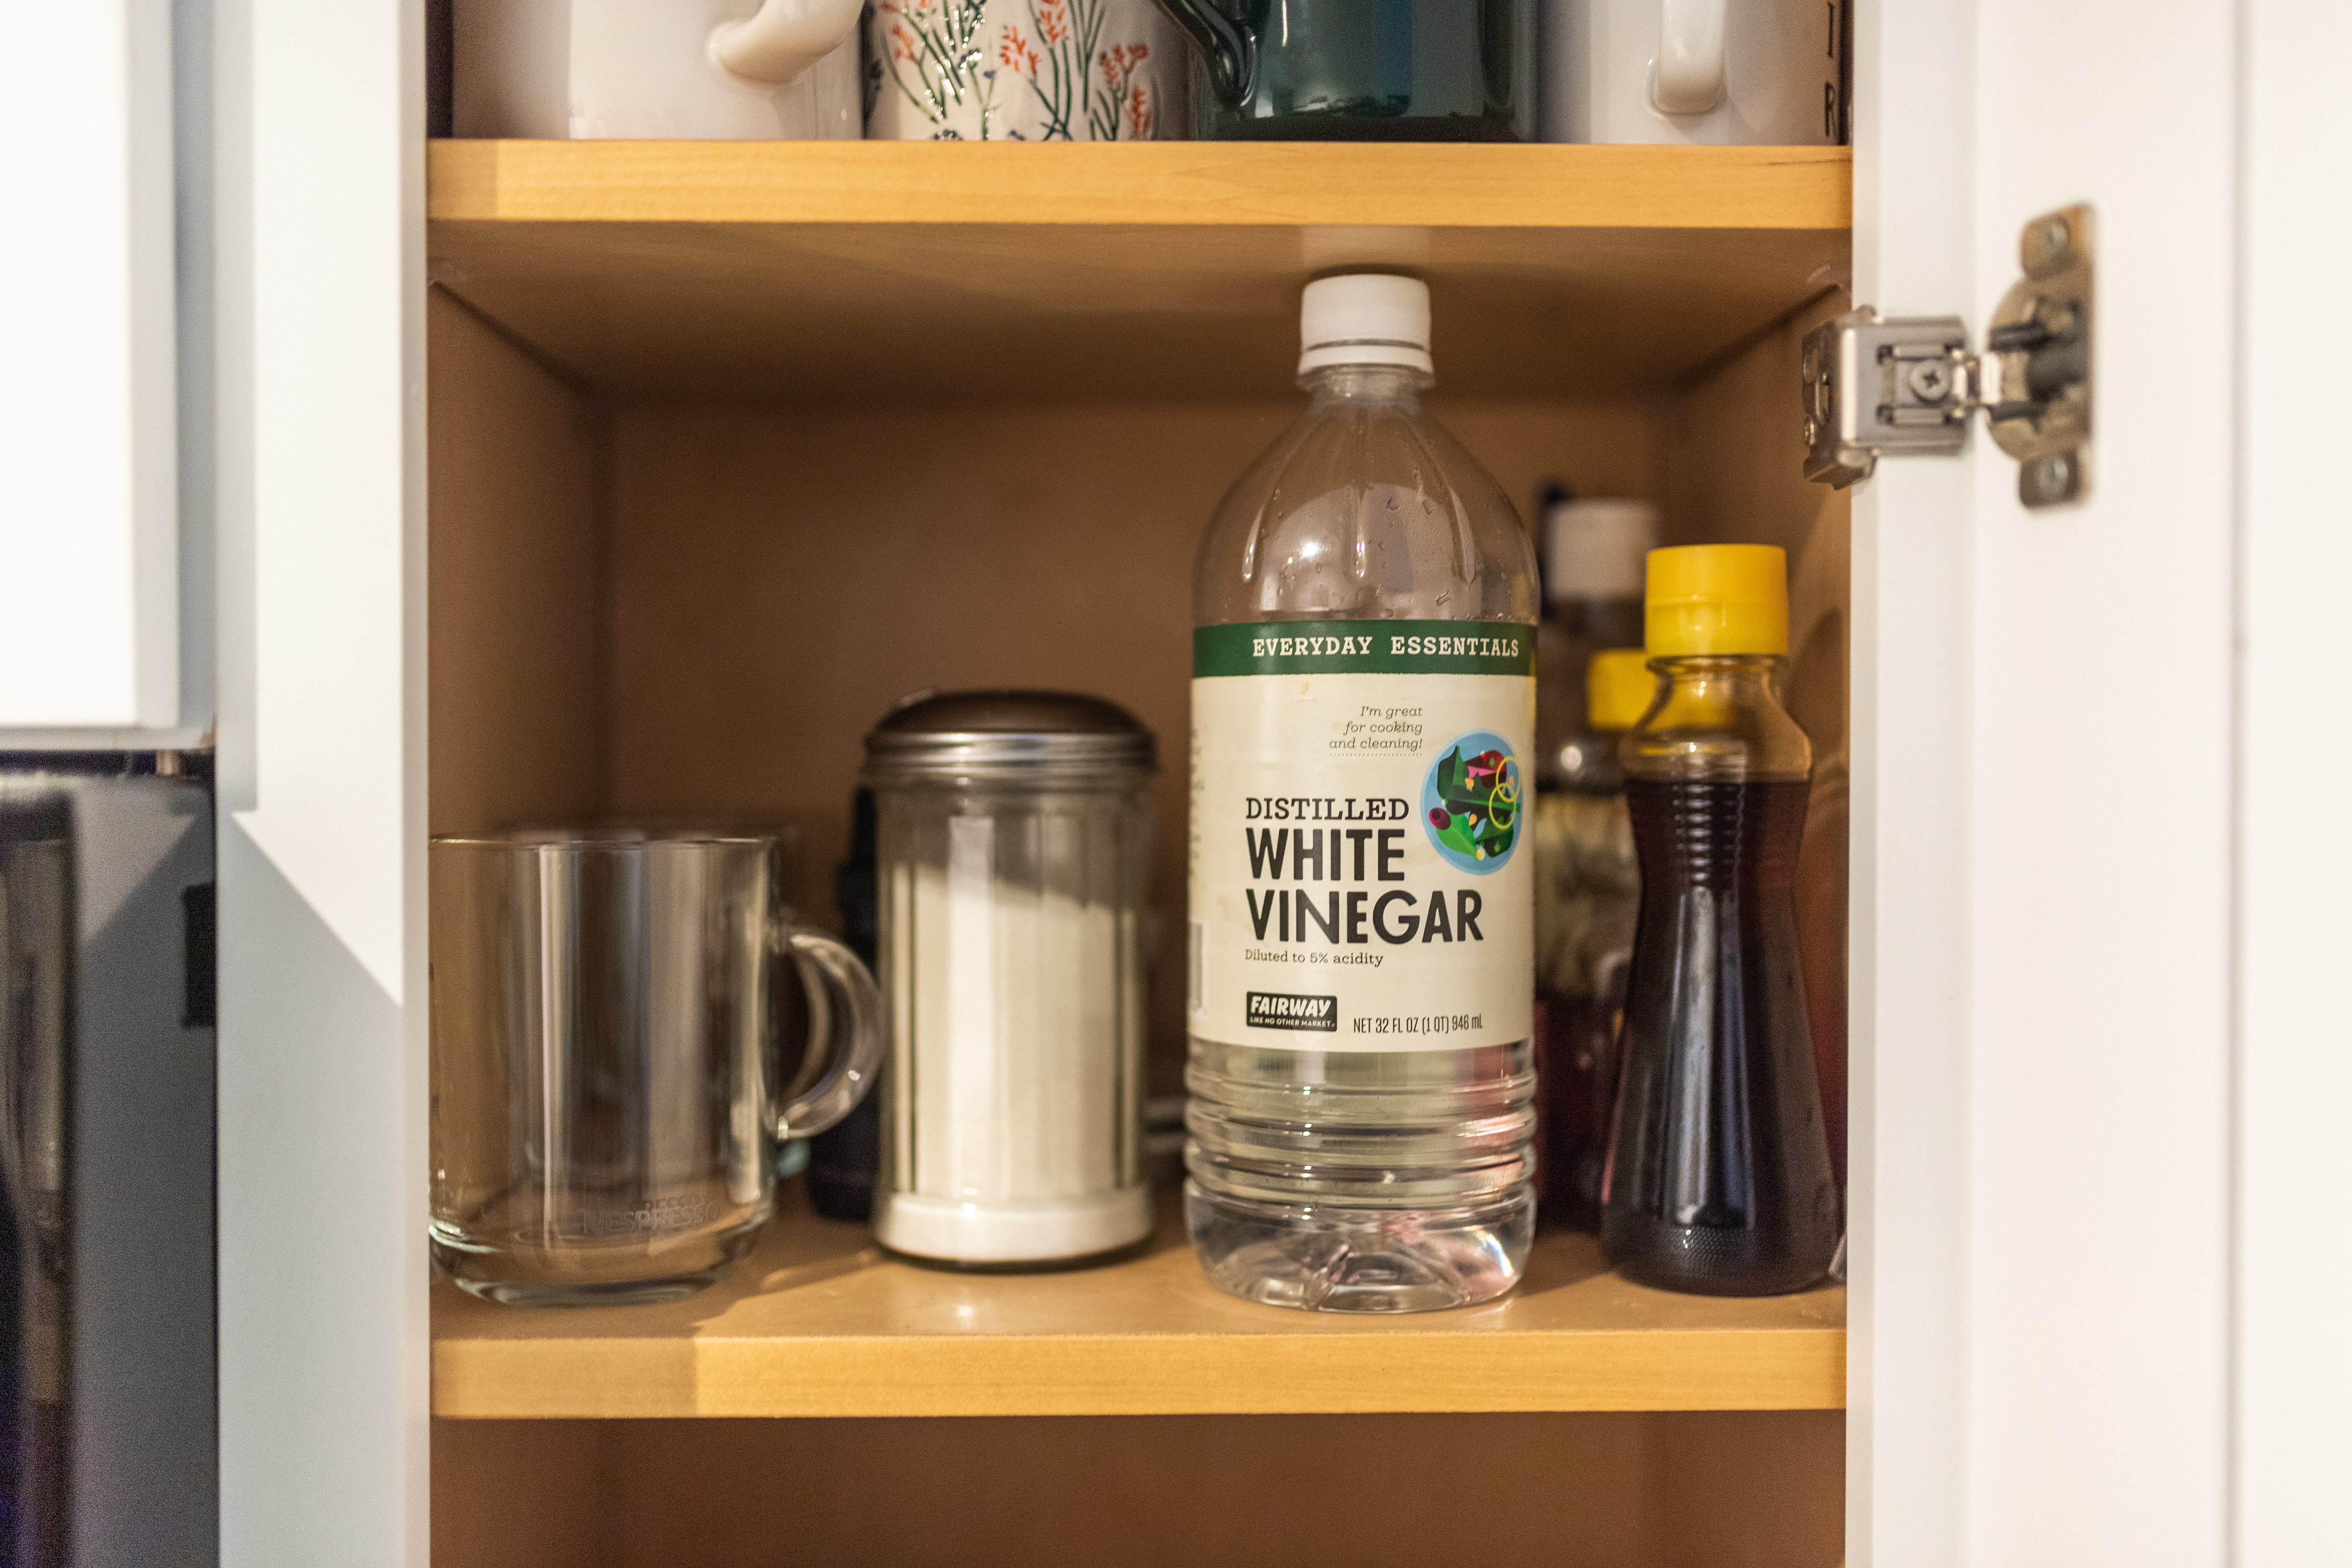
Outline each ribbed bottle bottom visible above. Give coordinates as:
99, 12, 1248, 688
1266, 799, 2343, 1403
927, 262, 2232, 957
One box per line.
1182, 1039, 1536, 1313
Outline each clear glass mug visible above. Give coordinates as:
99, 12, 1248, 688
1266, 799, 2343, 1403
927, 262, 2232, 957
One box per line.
430, 830, 883, 1306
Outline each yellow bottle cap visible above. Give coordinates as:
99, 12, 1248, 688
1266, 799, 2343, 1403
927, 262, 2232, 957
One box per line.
1645, 544, 1789, 657
1585, 648, 1654, 732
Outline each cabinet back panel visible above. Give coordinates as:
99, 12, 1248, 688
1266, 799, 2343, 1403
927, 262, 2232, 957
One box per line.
602, 399, 1660, 1082
431, 1412, 1839, 1568
434, 1418, 618, 1568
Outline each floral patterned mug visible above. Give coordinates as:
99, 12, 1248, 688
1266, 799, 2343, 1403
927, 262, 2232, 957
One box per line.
863, 0, 1187, 140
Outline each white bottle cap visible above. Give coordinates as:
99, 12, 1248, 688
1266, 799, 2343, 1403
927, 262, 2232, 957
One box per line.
1297, 273, 1435, 377
1546, 497, 1660, 603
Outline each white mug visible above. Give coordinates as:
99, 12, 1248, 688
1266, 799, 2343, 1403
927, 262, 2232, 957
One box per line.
454, 0, 864, 140
1542, 0, 1844, 145
863, 0, 1186, 141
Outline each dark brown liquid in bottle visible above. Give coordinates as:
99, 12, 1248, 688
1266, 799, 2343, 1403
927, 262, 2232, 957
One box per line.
1536, 989, 1621, 1227
1601, 778, 1840, 1295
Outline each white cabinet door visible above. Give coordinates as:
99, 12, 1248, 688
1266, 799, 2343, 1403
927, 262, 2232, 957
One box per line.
1855, 1, 2345, 1561
2230, 5, 2351, 1561
0, 0, 183, 735
205, 1, 429, 1564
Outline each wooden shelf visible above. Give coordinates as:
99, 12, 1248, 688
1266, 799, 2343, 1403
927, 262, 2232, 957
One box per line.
429, 139, 1849, 229
432, 1186, 1845, 1420
425, 140, 1849, 402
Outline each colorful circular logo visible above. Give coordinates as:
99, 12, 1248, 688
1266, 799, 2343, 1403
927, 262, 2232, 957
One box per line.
1420, 732, 1523, 874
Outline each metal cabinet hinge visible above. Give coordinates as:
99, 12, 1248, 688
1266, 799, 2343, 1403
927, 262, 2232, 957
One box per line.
1803, 204, 2095, 509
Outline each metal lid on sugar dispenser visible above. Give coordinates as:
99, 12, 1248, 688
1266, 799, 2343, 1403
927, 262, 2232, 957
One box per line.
861, 690, 1156, 784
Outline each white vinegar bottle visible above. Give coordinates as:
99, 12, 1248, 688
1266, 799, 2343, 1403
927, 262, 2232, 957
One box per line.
1185, 274, 1540, 1311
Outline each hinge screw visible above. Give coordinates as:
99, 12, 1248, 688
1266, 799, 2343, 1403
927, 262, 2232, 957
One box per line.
2026, 217, 2073, 269
2021, 450, 2079, 507
1906, 360, 1955, 403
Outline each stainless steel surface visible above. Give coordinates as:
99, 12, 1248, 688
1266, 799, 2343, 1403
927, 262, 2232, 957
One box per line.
1800, 307, 1974, 486
862, 690, 1156, 783
1802, 203, 2096, 509
1, 791, 71, 1566
1, 760, 216, 1567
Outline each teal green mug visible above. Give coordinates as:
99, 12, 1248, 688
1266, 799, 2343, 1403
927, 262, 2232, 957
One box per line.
1150, 0, 1535, 141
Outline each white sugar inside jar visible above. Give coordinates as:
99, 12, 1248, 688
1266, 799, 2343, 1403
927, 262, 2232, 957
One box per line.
865, 691, 1155, 1267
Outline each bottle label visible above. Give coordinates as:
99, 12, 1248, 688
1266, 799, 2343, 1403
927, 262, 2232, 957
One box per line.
1189, 621, 1536, 1053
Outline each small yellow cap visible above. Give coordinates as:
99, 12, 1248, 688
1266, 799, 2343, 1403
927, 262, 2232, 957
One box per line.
1585, 648, 1655, 732
1645, 544, 1789, 657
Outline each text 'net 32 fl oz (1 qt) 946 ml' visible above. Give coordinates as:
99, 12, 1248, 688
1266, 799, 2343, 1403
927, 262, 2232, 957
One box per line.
1184, 272, 1540, 1312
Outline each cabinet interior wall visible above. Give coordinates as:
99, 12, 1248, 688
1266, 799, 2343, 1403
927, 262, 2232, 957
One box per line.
425, 266, 1852, 1563
432, 1410, 1846, 1568
427, 289, 1849, 1081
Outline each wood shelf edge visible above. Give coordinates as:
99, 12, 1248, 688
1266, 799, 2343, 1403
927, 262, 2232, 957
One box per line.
433, 1324, 1847, 1420
427, 139, 1852, 231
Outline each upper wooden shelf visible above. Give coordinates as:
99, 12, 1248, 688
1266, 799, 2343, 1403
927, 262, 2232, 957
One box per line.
430, 139, 1848, 230
425, 140, 1850, 403
433, 1186, 1846, 1420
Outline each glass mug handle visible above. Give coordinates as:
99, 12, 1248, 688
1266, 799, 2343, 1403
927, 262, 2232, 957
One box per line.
767, 922, 885, 1141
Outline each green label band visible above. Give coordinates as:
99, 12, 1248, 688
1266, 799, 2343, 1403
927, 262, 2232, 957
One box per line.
1194, 620, 1538, 678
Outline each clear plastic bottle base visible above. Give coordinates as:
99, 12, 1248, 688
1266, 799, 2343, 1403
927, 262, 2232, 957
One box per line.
1184, 1181, 1533, 1313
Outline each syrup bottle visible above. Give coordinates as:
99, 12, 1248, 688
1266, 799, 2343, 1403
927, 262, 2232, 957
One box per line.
1601, 545, 1840, 1295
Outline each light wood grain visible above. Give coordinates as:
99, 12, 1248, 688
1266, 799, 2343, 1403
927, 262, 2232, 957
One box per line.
598, 398, 1662, 1090
429, 140, 1850, 229
433, 1185, 1844, 1420
434, 1411, 1841, 1568
433, 1419, 617, 1568
1652, 1410, 1848, 1566
424, 141, 1849, 400
426, 290, 605, 836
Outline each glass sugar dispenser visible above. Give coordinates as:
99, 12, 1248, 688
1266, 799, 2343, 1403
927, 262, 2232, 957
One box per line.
863, 691, 1158, 1270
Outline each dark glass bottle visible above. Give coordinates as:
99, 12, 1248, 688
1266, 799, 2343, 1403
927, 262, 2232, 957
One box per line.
1532, 647, 1647, 1228
1152, 0, 1535, 142
1530, 495, 1656, 1227
1601, 546, 1840, 1296
806, 788, 881, 1222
